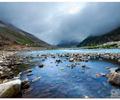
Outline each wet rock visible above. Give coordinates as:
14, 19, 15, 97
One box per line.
115, 68, 120, 73
100, 73, 106, 77
42, 59, 45, 61
24, 69, 32, 73
109, 68, 118, 73
108, 72, 120, 86
96, 73, 102, 77
51, 56, 55, 58
96, 73, 106, 77
0, 79, 21, 98
60, 67, 64, 71
32, 76, 41, 83
27, 73, 33, 76
81, 65, 86, 68
39, 64, 44, 68
110, 89, 120, 98
21, 80, 30, 89
67, 65, 70, 67
23, 87, 32, 94
105, 67, 110, 70
55, 59, 62, 63
69, 58, 74, 62
70, 64, 76, 69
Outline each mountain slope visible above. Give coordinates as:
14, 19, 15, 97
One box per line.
0, 21, 51, 49
77, 27, 120, 48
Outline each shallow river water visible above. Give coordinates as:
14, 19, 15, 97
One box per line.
19, 49, 120, 98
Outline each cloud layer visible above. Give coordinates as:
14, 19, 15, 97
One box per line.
0, 2, 120, 45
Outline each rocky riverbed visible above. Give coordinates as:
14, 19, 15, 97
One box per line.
0, 50, 120, 98
0, 50, 24, 97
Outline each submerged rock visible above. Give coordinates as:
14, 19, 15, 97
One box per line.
38, 64, 44, 68
32, 76, 41, 83
27, 73, 33, 76
81, 65, 86, 68
0, 79, 21, 98
105, 67, 110, 70
55, 59, 62, 63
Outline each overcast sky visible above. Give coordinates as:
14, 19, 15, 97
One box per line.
0, 2, 120, 45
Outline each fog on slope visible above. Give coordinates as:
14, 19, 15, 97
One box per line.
0, 2, 120, 45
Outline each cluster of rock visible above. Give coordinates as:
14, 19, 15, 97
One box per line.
37, 52, 120, 87
37, 52, 120, 63
0, 51, 23, 83
0, 51, 24, 97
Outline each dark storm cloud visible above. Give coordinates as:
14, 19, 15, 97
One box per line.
0, 2, 120, 45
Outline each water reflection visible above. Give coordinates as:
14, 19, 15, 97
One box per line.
20, 52, 120, 98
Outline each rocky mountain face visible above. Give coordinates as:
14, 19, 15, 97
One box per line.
77, 27, 120, 48
0, 21, 51, 49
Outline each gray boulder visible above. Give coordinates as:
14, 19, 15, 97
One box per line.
0, 79, 21, 97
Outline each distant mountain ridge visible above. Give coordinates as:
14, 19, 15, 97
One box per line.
77, 27, 120, 48
57, 40, 79, 47
0, 20, 51, 49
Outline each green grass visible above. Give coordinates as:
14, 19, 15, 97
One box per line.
81, 43, 118, 49
0, 27, 35, 45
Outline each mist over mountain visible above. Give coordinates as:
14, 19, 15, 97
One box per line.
57, 40, 79, 47
0, 3, 120, 46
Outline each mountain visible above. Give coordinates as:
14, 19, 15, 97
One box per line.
77, 27, 120, 48
57, 40, 79, 48
0, 21, 51, 49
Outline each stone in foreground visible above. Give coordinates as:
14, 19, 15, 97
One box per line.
0, 79, 21, 98
108, 72, 120, 87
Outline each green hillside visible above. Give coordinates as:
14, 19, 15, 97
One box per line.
0, 21, 50, 48
77, 27, 120, 48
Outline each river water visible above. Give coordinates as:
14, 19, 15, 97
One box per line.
19, 49, 120, 98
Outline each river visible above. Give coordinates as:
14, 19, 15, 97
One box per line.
18, 49, 120, 98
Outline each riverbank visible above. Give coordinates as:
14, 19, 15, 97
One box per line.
0, 51, 18, 83
0, 48, 51, 97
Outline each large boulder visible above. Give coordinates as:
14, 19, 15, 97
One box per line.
0, 79, 21, 98
108, 72, 120, 86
